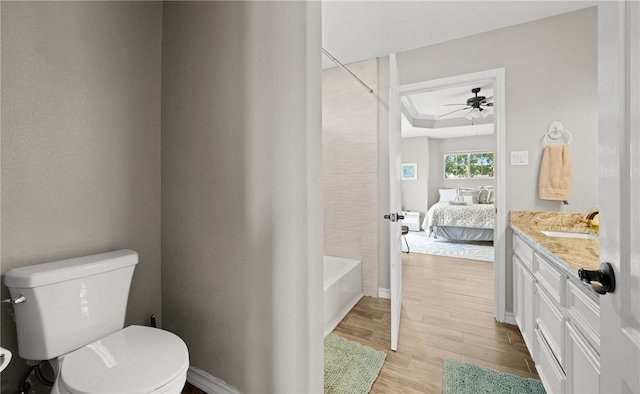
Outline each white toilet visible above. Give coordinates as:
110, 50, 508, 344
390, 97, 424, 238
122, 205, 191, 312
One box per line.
4, 249, 189, 394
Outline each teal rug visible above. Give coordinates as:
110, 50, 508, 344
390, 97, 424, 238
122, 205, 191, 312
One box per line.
324, 334, 386, 394
442, 358, 546, 394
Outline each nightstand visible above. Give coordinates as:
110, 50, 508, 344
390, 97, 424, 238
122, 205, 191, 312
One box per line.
401, 211, 423, 231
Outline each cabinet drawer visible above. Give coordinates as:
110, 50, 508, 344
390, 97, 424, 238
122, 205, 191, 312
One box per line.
535, 253, 566, 305
536, 328, 566, 394
514, 234, 534, 271
536, 284, 566, 367
566, 280, 600, 353
565, 322, 600, 394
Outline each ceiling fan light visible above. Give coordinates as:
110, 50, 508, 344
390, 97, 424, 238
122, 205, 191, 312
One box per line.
466, 108, 482, 120
480, 108, 490, 118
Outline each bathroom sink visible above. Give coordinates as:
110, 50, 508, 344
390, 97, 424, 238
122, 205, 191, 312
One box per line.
540, 230, 598, 240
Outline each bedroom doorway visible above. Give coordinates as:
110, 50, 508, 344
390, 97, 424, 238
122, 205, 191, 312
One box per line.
397, 68, 507, 322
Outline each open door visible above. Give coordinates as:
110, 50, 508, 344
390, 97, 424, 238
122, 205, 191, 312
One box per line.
387, 53, 403, 351
597, 2, 640, 392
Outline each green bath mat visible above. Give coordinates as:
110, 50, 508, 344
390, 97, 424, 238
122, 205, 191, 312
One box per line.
442, 358, 546, 394
324, 334, 386, 394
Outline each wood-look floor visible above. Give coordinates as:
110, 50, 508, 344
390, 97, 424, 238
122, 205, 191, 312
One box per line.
332, 252, 538, 394
182, 382, 206, 394
182, 252, 537, 393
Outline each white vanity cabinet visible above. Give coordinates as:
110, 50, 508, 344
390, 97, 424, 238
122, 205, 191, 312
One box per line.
512, 231, 601, 394
513, 236, 537, 359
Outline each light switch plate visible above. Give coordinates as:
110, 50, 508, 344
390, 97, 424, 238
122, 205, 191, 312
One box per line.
511, 151, 529, 166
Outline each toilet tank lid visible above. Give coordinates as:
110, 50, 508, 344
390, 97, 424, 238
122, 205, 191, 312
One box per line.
4, 249, 138, 289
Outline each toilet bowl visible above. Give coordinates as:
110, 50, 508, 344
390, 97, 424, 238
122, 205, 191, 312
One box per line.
51, 326, 189, 394
4, 250, 190, 394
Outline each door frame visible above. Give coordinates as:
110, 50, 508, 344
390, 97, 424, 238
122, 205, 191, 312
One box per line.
399, 68, 507, 322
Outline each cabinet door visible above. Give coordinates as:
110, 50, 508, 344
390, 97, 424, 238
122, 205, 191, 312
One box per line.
522, 264, 537, 360
565, 322, 599, 394
536, 329, 566, 394
514, 256, 523, 328
536, 283, 566, 366
514, 254, 537, 360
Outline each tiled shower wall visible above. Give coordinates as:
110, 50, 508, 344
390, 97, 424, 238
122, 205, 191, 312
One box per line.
322, 58, 379, 296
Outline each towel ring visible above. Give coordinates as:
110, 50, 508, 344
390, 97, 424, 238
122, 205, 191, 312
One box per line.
544, 121, 572, 145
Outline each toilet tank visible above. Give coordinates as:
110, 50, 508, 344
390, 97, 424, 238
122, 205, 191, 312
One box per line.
4, 250, 138, 360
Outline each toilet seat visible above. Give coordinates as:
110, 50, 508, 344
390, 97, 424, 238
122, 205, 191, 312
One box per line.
58, 326, 189, 394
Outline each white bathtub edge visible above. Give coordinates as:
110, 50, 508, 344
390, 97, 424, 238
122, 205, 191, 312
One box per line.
324, 292, 363, 337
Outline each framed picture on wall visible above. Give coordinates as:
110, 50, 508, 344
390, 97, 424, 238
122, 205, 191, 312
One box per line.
401, 163, 418, 180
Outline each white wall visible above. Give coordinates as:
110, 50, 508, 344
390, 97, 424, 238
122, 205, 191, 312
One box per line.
400, 137, 430, 213
161, 2, 323, 392
323, 59, 380, 297
396, 7, 598, 313
428, 135, 495, 207
1, 3, 162, 391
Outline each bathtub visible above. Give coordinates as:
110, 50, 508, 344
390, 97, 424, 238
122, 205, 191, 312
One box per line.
324, 256, 363, 337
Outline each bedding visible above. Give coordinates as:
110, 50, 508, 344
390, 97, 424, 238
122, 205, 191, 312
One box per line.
422, 202, 495, 241
438, 188, 458, 202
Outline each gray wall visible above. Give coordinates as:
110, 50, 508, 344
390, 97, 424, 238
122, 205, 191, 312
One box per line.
428, 135, 495, 207
2, 2, 323, 393
396, 7, 598, 313
400, 136, 430, 213
161, 2, 323, 392
1, 2, 162, 391
398, 7, 598, 214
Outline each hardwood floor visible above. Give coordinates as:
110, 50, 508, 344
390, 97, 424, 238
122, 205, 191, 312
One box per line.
182, 382, 206, 394
332, 252, 539, 393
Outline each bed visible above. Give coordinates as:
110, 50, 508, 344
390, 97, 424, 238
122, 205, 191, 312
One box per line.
421, 202, 495, 241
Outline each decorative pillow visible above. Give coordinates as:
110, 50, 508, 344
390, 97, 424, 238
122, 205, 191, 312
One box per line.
478, 189, 490, 204
487, 189, 495, 204
438, 188, 458, 202
459, 189, 480, 204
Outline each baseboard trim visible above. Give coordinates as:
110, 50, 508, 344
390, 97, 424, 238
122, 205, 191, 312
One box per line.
187, 366, 240, 394
504, 312, 517, 326
378, 288, 390, 299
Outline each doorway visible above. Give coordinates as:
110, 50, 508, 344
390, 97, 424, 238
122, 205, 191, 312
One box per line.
396, 69, 508, 322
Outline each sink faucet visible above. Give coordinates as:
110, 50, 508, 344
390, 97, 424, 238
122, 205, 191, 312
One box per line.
585, 209, 599, 220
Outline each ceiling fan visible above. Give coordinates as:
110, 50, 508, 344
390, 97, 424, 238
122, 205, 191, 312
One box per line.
438, 87, 494, 119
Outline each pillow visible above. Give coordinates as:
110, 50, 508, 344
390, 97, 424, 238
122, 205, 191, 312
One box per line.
478, 189, 490, 204
438, 188, 458, 202
459, 189, 480, 204
487, 189, 495, 204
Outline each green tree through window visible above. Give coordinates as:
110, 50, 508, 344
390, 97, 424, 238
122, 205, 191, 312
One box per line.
444, 154, 468, 178
445, 152, 494, 179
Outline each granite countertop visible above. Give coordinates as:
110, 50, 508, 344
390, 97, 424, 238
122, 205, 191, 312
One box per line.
510, 211, 600, 273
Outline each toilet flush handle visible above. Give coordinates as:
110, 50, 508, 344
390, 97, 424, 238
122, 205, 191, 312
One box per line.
2, 295, 26, 305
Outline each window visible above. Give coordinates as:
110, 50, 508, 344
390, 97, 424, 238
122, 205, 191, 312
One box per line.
444, 152, 494, 179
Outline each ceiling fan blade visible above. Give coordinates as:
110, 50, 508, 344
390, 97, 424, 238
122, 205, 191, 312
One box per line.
443, 103, 467, 106
483, 96, 494, 103
482, 102, 494, 107
438, 106, 470, 118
